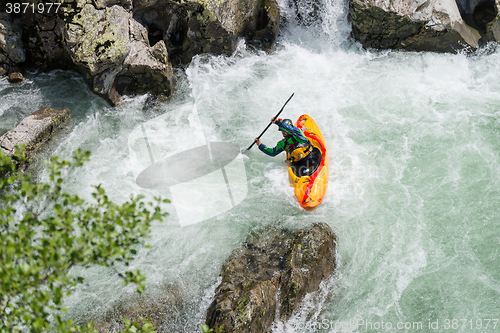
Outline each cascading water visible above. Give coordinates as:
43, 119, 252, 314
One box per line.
1, 0, 500, 330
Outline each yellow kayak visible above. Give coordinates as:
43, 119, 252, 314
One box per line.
287, 115, 329, 210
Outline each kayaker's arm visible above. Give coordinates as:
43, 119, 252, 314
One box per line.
258, 139, 285, 157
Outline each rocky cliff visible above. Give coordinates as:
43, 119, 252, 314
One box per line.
0, 0, 280, 104
349, 0, 500, 52
0, 12, 25, 76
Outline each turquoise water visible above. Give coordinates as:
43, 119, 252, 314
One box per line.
1, 0, 500, 331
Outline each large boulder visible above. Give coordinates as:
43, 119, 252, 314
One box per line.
205, 223, 337, 333
66, 4, 130, 77
62, 2, 175, 104
107, 18, 175, 102
202, 0, 280, 46
133, 0, 280, 65
348, 0, 498, 52
0, 107, 71, 161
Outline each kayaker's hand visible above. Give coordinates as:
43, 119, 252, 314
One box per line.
271, 117, 281, 124
255, 138, 261, 146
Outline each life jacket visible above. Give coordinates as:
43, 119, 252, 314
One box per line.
285, 135, 313, 162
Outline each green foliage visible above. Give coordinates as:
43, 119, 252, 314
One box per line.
201, 324, 214, 333
0, 147, 168, 332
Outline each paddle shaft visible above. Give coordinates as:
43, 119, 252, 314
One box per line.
245, 93, 295, 151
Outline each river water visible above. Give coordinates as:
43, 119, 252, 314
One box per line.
1, 0, 500, 331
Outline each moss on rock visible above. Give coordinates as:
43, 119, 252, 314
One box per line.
0, 107, 71, 162
134, 0, 279, 65
205, 223, 337, 333
349, 0, 481, 52
67, 4, 130, 75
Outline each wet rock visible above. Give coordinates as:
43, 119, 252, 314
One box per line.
133, 0, 161, 11
64, 3, 175, 104
349, 0, 485, 52
206, 223, 337, 333
134, 0, 280, 65
484, 2, 500, 43
205, 0, 280, 49
0, 13, 26, 64
107, 18, 175, 104
0, 107, 71, 160
21, 11, 72, 70
9, 0, 173, 104
0, 64, 9, 76
7, 72, 24, 83
455, 0, 500, 44
86, 285, 187, 332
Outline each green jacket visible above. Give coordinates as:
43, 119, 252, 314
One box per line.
258, 119, 309, 157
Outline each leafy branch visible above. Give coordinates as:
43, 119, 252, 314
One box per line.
0, 147, 168, 332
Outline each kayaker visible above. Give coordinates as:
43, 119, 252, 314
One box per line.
254, 118, 317, 176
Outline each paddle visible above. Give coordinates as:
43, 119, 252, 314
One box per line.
244, 93, 295, 152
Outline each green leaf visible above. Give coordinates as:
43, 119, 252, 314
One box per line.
201, 324, 214, 333
0, 147, 167, 333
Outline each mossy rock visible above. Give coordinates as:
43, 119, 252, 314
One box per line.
7, 72, 24, 83
349, 0, 481, 52
206, 223, 337, 333
66, 4, 130, 75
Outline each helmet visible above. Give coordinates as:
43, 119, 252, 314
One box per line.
278, 119, 293, 131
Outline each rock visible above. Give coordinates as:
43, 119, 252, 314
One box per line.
7, 72, 24, 83
93, 0, 133, 10
134, 0, 280, 65
64, 3, 175, 104
133, 0, 160, 11
66, 4, 131, 76
349, 0, 485, 52
203, 0, 280, 47
0, 107, 71, 160
205, 223, 336, 333
0, 13, 26, 64
84, 284, 188, 332
108, 18, 175, 103
0, 12, 26, 64
0, 64, 8, 76
21, 11, 72, 70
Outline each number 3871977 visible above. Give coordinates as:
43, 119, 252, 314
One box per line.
4, 3, 62, 14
